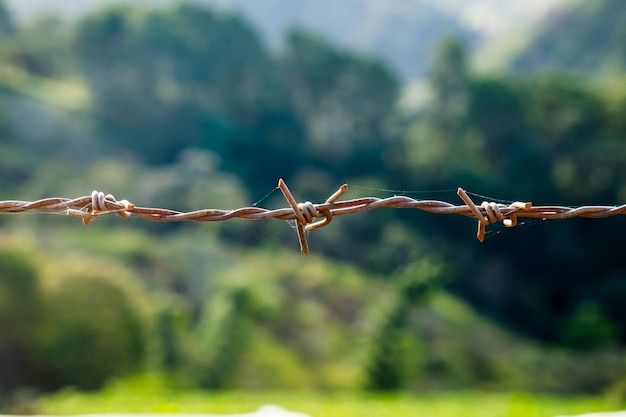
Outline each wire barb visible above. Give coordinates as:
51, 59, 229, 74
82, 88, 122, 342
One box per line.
278, 179, 348, 254
456, 188, 531, 242
2, 179, 626, 253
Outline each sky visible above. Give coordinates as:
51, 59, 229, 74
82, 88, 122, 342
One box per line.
434, 0, 571, 38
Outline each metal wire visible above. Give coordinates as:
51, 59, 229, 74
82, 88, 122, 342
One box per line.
2, 178, 626, 254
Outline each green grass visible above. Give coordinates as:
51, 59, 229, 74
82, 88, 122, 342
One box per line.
34, 375, 626, 417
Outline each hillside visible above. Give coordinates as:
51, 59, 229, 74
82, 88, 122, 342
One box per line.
5, 0, 573, 80
512, 0, 626, 76
3, 224, 623, 393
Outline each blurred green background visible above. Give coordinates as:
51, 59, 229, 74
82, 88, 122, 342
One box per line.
1, 0, 626, 413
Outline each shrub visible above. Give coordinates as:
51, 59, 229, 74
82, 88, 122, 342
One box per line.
37, 274, 144, 390
0, 249, 42, 392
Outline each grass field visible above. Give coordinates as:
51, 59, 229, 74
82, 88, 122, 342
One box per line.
32, 375, 626, 417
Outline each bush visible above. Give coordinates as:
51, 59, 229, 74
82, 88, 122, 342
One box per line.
37, 274, 144, 390
0, 248, 42, 392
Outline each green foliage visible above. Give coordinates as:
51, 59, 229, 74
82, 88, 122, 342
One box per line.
37, 274, 145, 390
0, 90, 27, 194
559, 301, 617, 348
195, 288, 253, 389
0, 0, 14, 37
513, 0, 626, 76
429, 37, 470, 133
1, 225, 625, 396
364, 301, 413, 391
282, 29, 399, 176
364, 261, 441, 390
12, 15, 74, 77
74, 4, 280, 167
153, 309, 183, 370
184, 251, 385, 390
0, 248, 42, 391
402, 38, 626, 350
1, 0, 626, 399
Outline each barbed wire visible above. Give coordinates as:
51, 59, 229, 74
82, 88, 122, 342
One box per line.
2, 178, 626, 254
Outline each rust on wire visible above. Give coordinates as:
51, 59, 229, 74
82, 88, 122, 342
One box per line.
2, 179, 626, 254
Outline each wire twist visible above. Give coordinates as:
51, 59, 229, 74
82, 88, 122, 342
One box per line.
2, 179, 626, 254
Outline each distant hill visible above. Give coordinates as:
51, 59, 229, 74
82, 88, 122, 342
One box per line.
202, 0, 479, 80
5, 0, 572, 81
512, 0, 626, 76
5, 0, 477, 80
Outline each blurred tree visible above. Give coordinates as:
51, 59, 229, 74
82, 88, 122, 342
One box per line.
11, 15, 74, 77
75, 6, 177, 163
512, 0, 626, 76
403, 38, 487, 188
0, 0, 14, 38
0, 249, 42, 392
74, 4, 308, 195
402, 37, 626, 351
281, 29, 400, 178
365, 264, 437, 390
527, 74, 612, 200
75, 5, 278, 166
0, 92, 22, 196
38, 275, 144, 390
365, 300, 411, 390
197, 288, 252, 389
465, 77, 534, 191
0, 1, 19, 196
154, 309, 181, 369
429, 37, 470, 136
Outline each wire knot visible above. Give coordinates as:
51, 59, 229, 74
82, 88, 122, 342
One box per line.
298, 200, 341, 232
82, 191, 133, 225
278, 179, 347, 255
457, 188, 531, 242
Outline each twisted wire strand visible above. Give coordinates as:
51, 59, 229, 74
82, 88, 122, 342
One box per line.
2, 179, 626, 254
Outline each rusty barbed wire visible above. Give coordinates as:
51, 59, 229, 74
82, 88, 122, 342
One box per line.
2, 178, 626, 254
